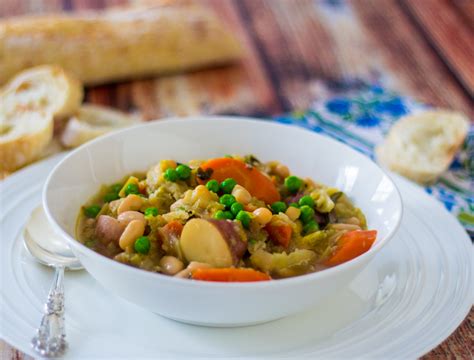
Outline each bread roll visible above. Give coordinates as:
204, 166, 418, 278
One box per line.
376, 110, 469, 184
0, 6, 242, 85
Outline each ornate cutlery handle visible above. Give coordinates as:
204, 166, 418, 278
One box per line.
31, 265, 67, 357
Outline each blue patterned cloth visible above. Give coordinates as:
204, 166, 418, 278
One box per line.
273, 85, 474, 239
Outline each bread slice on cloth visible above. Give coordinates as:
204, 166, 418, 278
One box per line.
376, 110, 470, 184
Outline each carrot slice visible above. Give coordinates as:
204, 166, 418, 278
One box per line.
199, 158, 280, 204
265, 223, 292, 248
192, 268, 271, 282
325, 230, 377, 266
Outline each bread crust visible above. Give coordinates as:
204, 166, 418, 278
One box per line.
0, 6, 242, 85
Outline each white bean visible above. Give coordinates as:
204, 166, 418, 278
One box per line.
174, 261, 210, 278
117, 194, 143, 215
232, 185, 252, 204
159, 256, 184, 275
119, 219, 145, 250
117, 211, 145, 227
108, 199, 122, 213
275, 164, 290, 178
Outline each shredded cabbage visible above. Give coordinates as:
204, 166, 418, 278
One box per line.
250, 249, 316, 277
333, 194, 367, 229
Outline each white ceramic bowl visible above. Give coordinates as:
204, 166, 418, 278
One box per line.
43, 117, 402, 327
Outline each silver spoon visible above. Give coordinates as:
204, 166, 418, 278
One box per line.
23, 206, 83, 358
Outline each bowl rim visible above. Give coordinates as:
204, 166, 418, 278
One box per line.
43, 115, 403, 288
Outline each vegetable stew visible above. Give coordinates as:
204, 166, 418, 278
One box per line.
76, 155, 377, 281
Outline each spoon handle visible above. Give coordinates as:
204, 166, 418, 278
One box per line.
31, 265, 67, 357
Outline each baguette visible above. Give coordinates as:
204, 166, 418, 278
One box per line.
376, 110, 469, 184
60, 104, 141, 148
0, 6, 242, 85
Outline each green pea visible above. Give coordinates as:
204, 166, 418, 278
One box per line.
164, 168, 178, 182
84, 205, 101, 218
175, 164, 191, 180
289, 202, 299, 208
224, 154, 233, 158
144, 207, 158, 217
271, 201, 287, 214
134, 236, 151, 254
235, 210, 251, 228
206, 179, 220, 193
220, 178, 237, 194
299, 195, 314, 208
110, 183, 123, 193
214, 210, 234, 220
284, 175, 303, 193
104, 192, 120, 203
124, 183, 139, 196
219, 194, 236, 208
299, 205, 315, 223
303, 220, 319, 234
230, 202, 244, 216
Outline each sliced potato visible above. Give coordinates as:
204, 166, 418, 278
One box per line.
180, 219, 247, 267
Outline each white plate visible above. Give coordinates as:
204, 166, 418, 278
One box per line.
1, 154, 472, 359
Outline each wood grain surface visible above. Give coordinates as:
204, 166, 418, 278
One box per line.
1, 0, 472, 358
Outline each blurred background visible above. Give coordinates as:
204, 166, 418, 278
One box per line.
1, 0, 472, 120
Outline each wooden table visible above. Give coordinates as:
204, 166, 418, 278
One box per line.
1, 0, 472, 358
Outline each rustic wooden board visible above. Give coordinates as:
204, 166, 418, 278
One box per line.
403, 0, 474, 96
451, 0, 474, 30
353, 0, 473, 117
0, 0, 472, 358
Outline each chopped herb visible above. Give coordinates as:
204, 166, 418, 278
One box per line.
244, 154, 261, 167
196, 167, 213, 181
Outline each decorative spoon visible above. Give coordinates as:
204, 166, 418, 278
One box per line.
23, 206, 82, 358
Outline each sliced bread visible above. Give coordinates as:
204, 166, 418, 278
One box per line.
1, 65, 83, 118
0, 65, 83, 171
60, 104, 140, 148
0, 111, 54, 172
